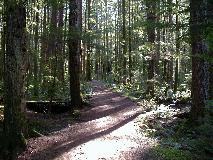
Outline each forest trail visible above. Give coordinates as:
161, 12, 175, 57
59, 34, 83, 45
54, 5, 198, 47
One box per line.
19, 80, 156, 160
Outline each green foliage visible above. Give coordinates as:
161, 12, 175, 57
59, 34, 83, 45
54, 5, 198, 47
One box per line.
138, 94, 213, 160
26, 74, 70, 101
206, 27, 213, 53
107, 82, 145, 100
27, 120, 46, 138
81, 82, 92, 103
72, 109, 81, 120
155, 115, 213, 160
153, 146, 192, 160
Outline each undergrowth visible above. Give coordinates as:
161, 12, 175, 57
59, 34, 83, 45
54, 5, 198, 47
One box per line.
141, 109, 213, 160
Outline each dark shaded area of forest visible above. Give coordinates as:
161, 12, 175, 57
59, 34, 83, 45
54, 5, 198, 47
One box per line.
0, 0, 212, 159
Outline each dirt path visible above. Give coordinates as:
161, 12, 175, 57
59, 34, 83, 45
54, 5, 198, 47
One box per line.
18, 81, 156, 160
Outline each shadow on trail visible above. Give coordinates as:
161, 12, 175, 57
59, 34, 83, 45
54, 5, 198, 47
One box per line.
78, 81, 137, 122
29, 111, 143, 160
79, 100, 136, 122
18, 80, 145, 160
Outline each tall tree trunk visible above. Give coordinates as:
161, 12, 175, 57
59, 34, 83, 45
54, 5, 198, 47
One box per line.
167, 0, 174, 89
0, 14, 5, 82
146, 0, 156, 96
128, 0, 132, 83
69, 0, 82, 108
4, 0, 28, 157
122, 0, 127, 84
33, 1, 39, 98
155, 0, 160, 78
174, 0, 180, 93
207, 0, 213, 99
86, 0, 92, 81
190, 0, 209, 120
40, 5, 47, 85
49, 2, 58, 101
57, 3, 65, 82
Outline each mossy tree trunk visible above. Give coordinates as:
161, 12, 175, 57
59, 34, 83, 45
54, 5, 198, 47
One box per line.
3, 0, 28, 158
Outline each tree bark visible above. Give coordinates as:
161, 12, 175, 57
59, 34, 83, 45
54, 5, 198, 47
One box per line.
122, 0, 127, 84
174, 0, 180, 93
146, 0, 156, 96
57, 3, 65, 82
190, 0, 209, 120
33, 1, 39, 98
86, 0, 92, 81
207, 0, 213, 99
128, 0, 132, 83
4, 0, 28, 157
0, 15, 5, 82
69, 0, 82, 108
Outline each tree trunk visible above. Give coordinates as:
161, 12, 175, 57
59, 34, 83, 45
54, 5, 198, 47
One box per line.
207, 0, 213, 99
57, 3, 65, 82
167, 0, 174, 89
0, 17, 5, 82
86, 0, 92, 81
40, 5, 47, 84
122, 0, 127, 84
174, 0, 180, 93
146, 0, 156, 96
190, 0, 209, 120
69, 0, 82, 108
128, 0, 132, 83
4, 0, 28, 157
33, 2, 39, 98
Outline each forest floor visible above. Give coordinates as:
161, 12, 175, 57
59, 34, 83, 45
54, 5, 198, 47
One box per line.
18, 80, 160, 160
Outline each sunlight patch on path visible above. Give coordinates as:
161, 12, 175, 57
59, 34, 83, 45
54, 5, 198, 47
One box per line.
54, 118, 156, 160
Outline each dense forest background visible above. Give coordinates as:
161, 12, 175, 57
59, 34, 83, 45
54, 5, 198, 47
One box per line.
0, 0, 212, 159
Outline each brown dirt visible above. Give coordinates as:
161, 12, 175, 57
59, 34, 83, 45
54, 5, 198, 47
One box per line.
18, 80, 157, 160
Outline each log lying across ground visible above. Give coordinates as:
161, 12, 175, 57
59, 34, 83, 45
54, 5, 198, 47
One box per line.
26, 101, 71, 114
